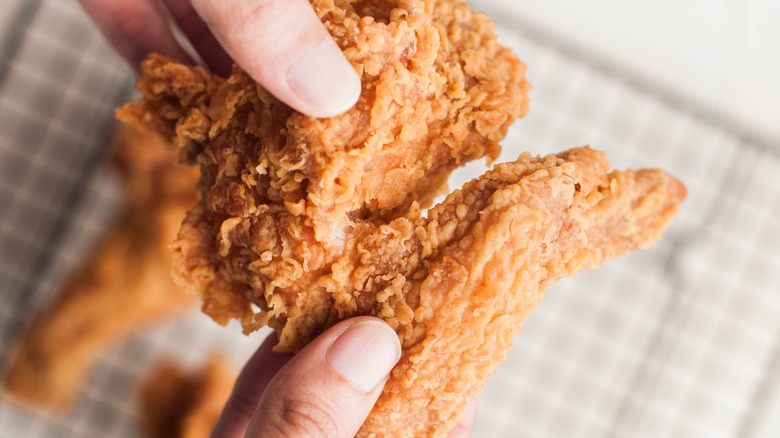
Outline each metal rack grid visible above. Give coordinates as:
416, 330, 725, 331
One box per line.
1, 1, 779, 437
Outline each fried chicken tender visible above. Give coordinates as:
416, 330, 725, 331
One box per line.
349, 147, 685, 436
3, 128, 199, 410
117, 1, 686, 436
140, 357, 234, 438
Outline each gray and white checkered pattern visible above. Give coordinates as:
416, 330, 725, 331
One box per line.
1, 1, 779, 437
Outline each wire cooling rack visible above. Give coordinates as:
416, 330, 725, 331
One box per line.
1, 1, 779, 437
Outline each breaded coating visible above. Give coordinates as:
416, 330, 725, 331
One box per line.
140, 357, 234, 438
347, 147, 685, 436
118, 1, 686, 436
3, 129, 199, 410
117, 0, 530, 343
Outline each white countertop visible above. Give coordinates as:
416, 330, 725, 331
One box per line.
474, 0, 780, 147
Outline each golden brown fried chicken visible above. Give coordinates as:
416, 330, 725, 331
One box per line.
348, 147, 685, 436
140, 357, 234, 438
3, 128, 199, 410
118, 0, 530, 344
118, 1, 685, 436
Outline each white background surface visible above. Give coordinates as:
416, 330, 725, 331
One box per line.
474, 0, 780, 147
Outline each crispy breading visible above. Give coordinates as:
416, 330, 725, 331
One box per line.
117, 1, 685, 436
117, 0, 530, 344
3, 128, 198, 410
346, 147, 685, 435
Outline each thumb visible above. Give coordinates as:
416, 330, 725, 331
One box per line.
190, 0, 361, 118
244, 317, 401, 438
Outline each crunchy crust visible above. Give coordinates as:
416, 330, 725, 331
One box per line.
117, 1, 685, 436
117, 0, 530, 344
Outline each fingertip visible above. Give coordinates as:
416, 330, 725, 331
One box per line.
190, 0, 361, 118
245, 317, 400, 437
447, 399, 478, 438
325, 319, 402, 392
286, 39, 362, 118
461, 398, 479, 427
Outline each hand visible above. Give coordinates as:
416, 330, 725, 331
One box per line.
210, 317, 478, 438
78, 0, 360, 118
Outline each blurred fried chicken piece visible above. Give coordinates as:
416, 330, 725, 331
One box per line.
118, 1, 685, 436
140, 357, 234, 438
3, 128, 199, 410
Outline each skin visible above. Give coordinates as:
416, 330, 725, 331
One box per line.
76, 2, 476, 435
211, 317, 477, 438
78, 0, 360, 117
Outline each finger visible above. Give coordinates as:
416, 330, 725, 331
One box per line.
210, 333, 293, 438
159, 0, 232, 76
78, 0, 192, 72
244, 317, 401, 438
447, 399, 478, 438
190, 0, 361, 118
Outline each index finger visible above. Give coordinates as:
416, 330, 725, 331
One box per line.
78, 0, 192, 71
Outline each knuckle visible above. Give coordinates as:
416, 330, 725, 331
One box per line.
237, 0, 283, 31
105, 7, 149, 43
202, 0, 281, 46
191, 0, 274, 26
227, 389, 259, 420
276, 396, 340, 438
241, 0, 277, 16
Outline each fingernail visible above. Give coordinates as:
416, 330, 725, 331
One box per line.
287, 40, 361, 117
326, 320, 402, 393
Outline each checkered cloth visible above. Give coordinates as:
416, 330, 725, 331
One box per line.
1, 1, 779, 437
